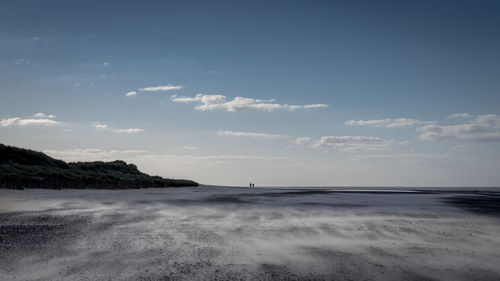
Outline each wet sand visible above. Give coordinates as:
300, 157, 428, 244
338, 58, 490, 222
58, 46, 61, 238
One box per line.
1, 187, 500, 281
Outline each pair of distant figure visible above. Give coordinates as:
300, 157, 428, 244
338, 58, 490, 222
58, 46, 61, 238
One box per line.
249, 183, 255, 188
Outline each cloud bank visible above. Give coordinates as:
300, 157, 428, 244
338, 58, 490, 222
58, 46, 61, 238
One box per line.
312, 136, 390, 152
139, 85, 183, 92
113, 128, 145, 134
447, 113, 473, 119
176, 146, 198, 150
171, 94, 328, 112
43, 149, 286, 165
345, 118, 435, 128
1, 118, 60, 127
1, 113, 61, 127
217, 130, 289, 140
350, 152, 453, 163
43, 149, 148, 162
92, 123, 145, 134
418, 114, 500, 142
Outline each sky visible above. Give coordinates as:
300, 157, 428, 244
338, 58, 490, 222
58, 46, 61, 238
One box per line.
1, 0, 500, 186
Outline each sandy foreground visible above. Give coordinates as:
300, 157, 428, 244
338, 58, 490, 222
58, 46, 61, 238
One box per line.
0, 187, 499, 281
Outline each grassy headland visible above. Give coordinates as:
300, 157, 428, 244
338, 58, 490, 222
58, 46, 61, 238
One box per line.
0, 144, 198, 189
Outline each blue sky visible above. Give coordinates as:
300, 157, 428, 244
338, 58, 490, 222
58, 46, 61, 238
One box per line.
1, 0, 500, 186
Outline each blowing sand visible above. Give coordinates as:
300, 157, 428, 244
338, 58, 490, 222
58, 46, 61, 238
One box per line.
1, 187, 500, 281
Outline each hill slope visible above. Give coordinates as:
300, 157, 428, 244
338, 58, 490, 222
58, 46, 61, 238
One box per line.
0, 144, 198, 189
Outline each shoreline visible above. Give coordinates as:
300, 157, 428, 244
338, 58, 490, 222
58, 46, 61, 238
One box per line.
1, 187, 500, 280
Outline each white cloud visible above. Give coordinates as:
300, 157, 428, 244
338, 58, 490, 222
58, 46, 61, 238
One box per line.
92, 123, 144, 134
0, 37, 40, 46
0, 117, 60, 127
313, 136, 383, 146
293, 137, 311, 145
192, 155, 286, 161
351, 153, 453, 162
338, 143, 391, 152
176, 146, 198, 150
102, 62, 110, 66
171, 93, 328, 112
112, 128, 145, 134
287, 104, 329, 111
447, 113, 473, 119
139, 85, 183, 92
92, 123, 110, 131
43, 149, 286, 165
217, 130, 289, 140
345, 118, 435, 128
14, 58, 31, 65
125, 91, 137, 97
43, 149, 147, 162
74, 83, 80, 87
205, 70, 223, 75
311, 136, 390, 152
34, 113, 56, 119
418, 114, 500, 142
452, 144, 471, 150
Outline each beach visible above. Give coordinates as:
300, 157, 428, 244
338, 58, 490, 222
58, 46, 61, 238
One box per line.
1, 186, 500, 281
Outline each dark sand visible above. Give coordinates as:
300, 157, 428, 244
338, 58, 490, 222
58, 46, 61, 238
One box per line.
1, 187, 500, 281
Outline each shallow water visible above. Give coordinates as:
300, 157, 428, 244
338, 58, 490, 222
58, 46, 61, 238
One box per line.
1, 187, 500, 281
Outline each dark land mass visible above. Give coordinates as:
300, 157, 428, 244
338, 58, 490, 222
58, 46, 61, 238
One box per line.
0, 144, 198, 189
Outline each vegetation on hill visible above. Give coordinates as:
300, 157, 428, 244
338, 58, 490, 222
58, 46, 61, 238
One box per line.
0, 144, 198, 189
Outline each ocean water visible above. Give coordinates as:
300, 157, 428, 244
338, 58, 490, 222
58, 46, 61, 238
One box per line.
1, 186, 499, 281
